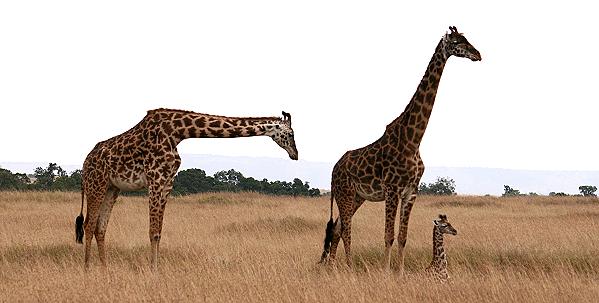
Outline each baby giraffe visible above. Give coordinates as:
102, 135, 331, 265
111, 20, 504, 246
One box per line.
425, 214, 458, 281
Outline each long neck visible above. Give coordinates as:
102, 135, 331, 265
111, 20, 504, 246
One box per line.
431, 226, 447, 269
149, 109, 280, 145
391, 39, 448, 150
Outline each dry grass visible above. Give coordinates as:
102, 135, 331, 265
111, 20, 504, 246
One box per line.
1, 191, 598, 302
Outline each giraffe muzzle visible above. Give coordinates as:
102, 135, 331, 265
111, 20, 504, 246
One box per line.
470, 50, 482, 61
289, 152, 298, 160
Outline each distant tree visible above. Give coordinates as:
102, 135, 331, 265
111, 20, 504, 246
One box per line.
579, 185, 597, 197
238, 176, 262, 192
528, 192, 539, 196
418, 183, 430, 194
0, 168, 28, 190
172, 168, 216, 195
549, 192, 569, 197
140, 167, 320, 197
53, 169, 82, 191
33, 163, 65, 190
70, 170, 82, 188
291, 178, 310, 196
419, 177, 456, 195
31, 164, 83, 191
268, 180, 293, 195
502, 185, 522, 197
308, 188, 321, 197
213, 169, 244, 192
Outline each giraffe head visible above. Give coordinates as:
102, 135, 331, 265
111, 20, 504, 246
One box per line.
269, 111, 298, 160
433, 214, 458, 235
442, 26, 481, 61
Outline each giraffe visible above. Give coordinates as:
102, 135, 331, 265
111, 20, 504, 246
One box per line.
74, 108, 298, 270
319, 26, 480, 271
425, 214, 457, 281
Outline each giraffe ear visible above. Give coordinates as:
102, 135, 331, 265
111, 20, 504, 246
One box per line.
433, 220, 439, 226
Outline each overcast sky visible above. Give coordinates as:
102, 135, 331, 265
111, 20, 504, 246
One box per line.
1, 1, 597, 172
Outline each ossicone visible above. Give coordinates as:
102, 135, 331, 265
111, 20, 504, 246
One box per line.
282, 111, 292, 126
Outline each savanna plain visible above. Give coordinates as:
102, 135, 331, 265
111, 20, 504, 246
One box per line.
1, 191, 598, 302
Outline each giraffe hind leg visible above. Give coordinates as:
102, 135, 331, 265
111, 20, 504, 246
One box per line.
83, 204, 100, 269
328, 219, 342, 262
320, 217, 338, 263
94, 188, 119, 267
82, 182, 108, 269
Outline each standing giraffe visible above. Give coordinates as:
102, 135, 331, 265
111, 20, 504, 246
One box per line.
75, 108, 298, 270
425, 214, 458, 281
320, 26, 480, 271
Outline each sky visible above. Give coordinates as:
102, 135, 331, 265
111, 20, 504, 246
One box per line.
1, 1, 598, 172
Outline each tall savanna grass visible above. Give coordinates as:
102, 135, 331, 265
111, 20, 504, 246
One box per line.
1, 191, 598, 302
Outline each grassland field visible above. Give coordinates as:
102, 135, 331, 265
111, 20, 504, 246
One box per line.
1, 191, 598, 302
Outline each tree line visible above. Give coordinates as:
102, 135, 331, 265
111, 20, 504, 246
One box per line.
0, 163, 82, 191
0, 165, 458, 196
502, 185, 597, 197
0, 163, 320, 197
2, 163, 595, 198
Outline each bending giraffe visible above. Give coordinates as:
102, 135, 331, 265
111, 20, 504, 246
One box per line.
75, 108, 298, 270
425, 214, 458, 281
319, 26, 480, 271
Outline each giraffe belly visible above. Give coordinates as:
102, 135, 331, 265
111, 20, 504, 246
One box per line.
110, 174, 147, 191
356, 185, 385, 201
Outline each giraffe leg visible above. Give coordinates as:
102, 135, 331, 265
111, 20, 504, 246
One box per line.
147, 171, 177, 271
328, 198, 363, 263
328, 218, 342, 262
149, 193, 169, 272
144, 150, 180, 271
82, 181, 107, 269
383, 187, 400, 271
83, 198, 101, 269
94, 187, 119, 267
337, 197, 364, 267
83, 217, 96, 269
396, 191, 416, 274
340, 215, 353, 267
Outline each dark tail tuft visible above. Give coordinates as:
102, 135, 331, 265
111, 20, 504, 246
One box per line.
75, 187, 85, 244
75, 214, 84, 244
320, 217, 337, 263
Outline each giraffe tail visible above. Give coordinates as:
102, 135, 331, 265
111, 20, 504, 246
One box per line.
319, 193, 337, 263
75, 188, 84, 244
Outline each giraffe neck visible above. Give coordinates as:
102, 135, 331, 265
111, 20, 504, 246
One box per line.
148, 109, 283, 145
431, 226, 447, 270
390, 39, 448, 150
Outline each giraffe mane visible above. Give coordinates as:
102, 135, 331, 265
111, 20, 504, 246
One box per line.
147, 108, 282, 121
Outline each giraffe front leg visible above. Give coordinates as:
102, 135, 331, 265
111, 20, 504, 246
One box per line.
383, 186, 399, 271
149, 196, 167, 272
147, 175, 176, 271
396, 191, 416, 274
